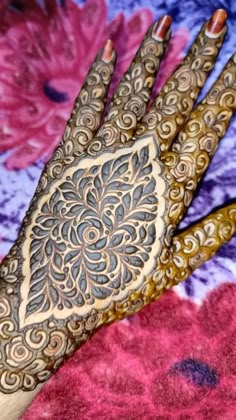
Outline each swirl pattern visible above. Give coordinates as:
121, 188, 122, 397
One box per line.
20, 137, 167, 326
136, 22, 226, 153
0, 12, 235, 397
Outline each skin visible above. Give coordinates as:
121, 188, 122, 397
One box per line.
0, 9, 235, 419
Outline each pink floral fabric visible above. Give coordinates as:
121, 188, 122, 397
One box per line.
23, 283, 236, 419
0, 0, 188, 169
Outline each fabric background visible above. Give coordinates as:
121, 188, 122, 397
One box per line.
0, 0, 235, 418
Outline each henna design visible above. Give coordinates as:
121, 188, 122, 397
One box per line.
42, 41, 116, 184
136, 10, 227, 153
164, 53, 236, 226
0, 11, 235, 395
163, 204, 236, 286
87, 16, 171, 154
20, 138, 167, 326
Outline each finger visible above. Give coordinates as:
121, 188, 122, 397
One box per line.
136, 9, 227, 153
60, 39, 116, 157
163, 203, 236, 287
87, 15, 172, 154
163, 53, 236, 226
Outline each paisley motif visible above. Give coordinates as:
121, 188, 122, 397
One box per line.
20, 136, 167, 326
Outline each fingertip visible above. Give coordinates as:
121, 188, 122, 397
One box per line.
152, 15, 172, 41
101, 39, 114, 63
206, 9, 227, 37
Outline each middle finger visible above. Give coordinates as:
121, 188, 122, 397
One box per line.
135, 9, 227, 155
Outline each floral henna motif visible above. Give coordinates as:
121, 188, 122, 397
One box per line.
87, 17, 171, 153
164, 53, 236, 227
20, 138, 166, 326
160, 204, 236, 287
0, 10, 235, 395
136, 15, 227, 150
46, 42, 116, 182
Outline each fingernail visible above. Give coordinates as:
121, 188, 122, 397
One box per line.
101, 39, 113, 63
207, 9, 227, 36
152, 15, 172, 41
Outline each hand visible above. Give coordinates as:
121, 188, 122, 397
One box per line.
0, 9, 235, 394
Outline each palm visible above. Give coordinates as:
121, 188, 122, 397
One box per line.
0, 10, 235, 393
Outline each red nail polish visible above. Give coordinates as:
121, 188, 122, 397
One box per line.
207, 9, 227, 36
152, 15, 172, 41
101, 39, 113, 63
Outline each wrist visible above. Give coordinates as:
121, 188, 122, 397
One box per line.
0, 254, 101, 394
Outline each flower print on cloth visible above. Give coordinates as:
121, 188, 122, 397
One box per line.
0, 0, 188, 169
22, 283, 236, 419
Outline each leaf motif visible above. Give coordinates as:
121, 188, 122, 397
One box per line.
86, 191, 97, 207
111, 233, 123, 247
53, 253, 63, 270
92, 285, 112, 299
143, 178, 155, 195
103, 196, 119, 206
79, 272, 87, 293
71, 262, 81, 281
63, 191, 78, 201
131, 212, 156, 222
94, 175, 102, 193
140, 146, 149, 165
70, 227, 80, 246
112, 162, 129, 178
122, 193, 131, 211
89, 237, 107, 250
132, 151, 139, 172
59, 182, 74, 191
26, 294, 45, 315
124, 245, 138, 254
78, 177, 90, 191
22, 137, 165, 324
133, 185, 144, 207
124, 269, 132, 284
101, 160, 112, 182
65, 204, 84, 217
41, 219, 57, 228
106, 181, 131, 191
32, 226, 49, 237
102, 214, 113, 230
53, 200, 65, 214
140, 195, 158, 205
49, 190, 60, 207
72, 169, 84, 184
45, 240, 53, 257
90, 274, 109, 284
112, 153, 130, 171
123, 255, 144, 267
64, 250, 80, 264
115, 204, 125, 222
139, 163, 152, 178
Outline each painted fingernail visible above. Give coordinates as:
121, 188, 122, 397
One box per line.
207, 9, 227, 36
152, 15, 172, 41
101, 39, 113, 62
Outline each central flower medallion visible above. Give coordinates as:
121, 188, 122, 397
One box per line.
20, 136, 167, 326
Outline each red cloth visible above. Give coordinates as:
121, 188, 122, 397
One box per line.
23, 283, 236, 419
